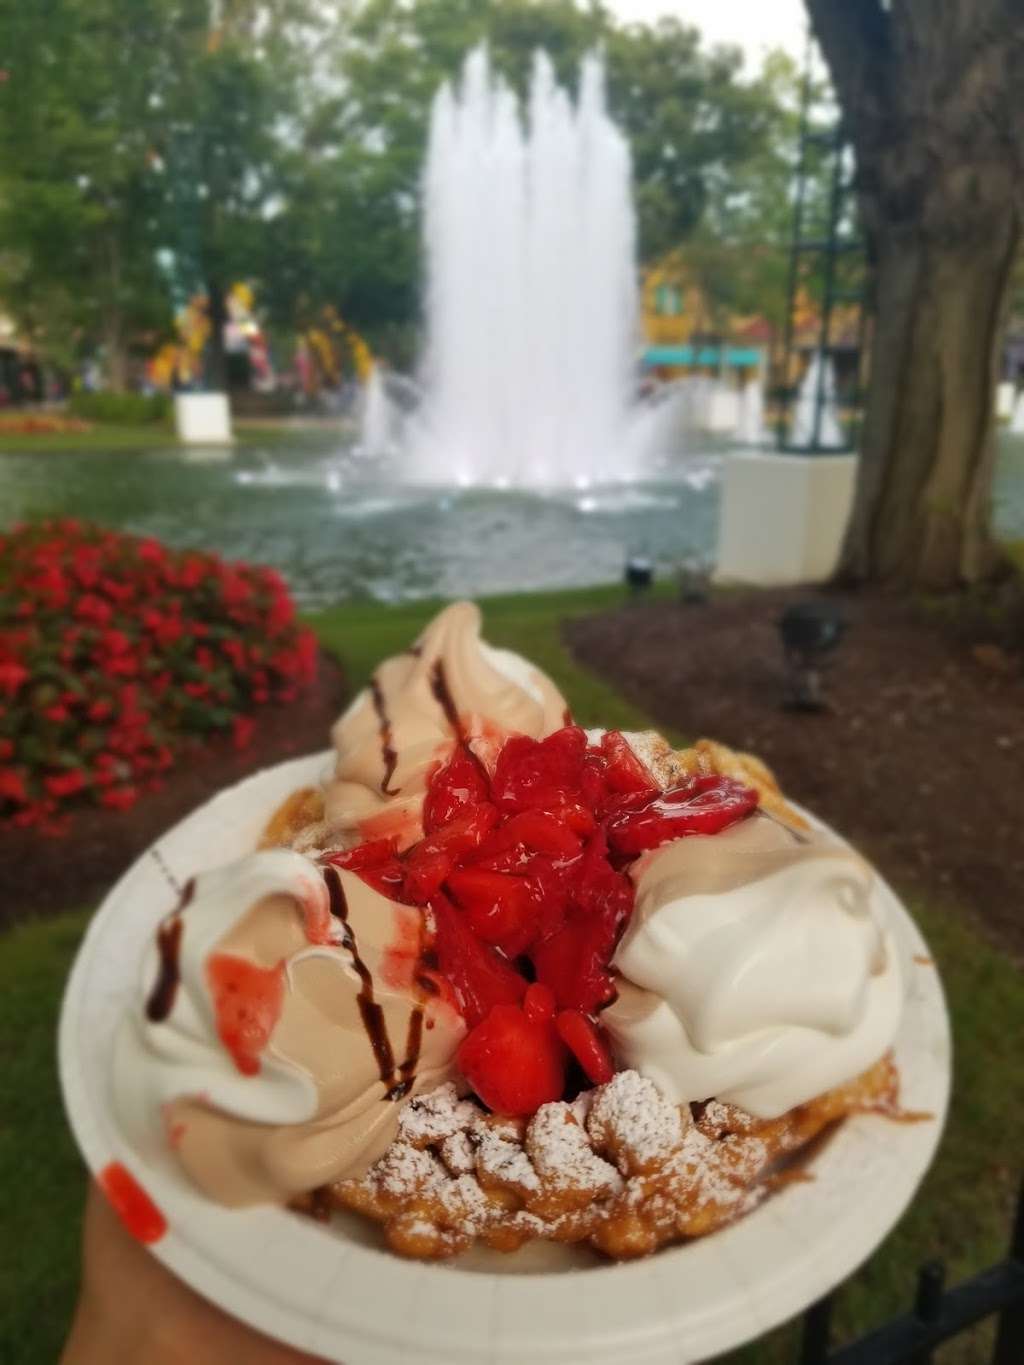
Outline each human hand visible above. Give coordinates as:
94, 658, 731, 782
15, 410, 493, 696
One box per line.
63, 1183, 328, 1364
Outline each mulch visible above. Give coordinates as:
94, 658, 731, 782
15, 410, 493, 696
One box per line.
564, 587, 1024, 965
0, 649, 349, 929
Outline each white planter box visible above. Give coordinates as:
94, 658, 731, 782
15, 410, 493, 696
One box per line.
715, 452, 858, 586
174, 392, 233, 445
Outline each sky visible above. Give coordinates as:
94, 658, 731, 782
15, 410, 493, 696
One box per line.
606, 0, 808, 69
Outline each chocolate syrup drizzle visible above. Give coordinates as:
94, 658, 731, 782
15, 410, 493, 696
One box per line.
429, 659, 468, 745
145, 878, 196, 1022
324, 865, 396, 1085
323, 864, 431, 1102
369, 675, 400, 796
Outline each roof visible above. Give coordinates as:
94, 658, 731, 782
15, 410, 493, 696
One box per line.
642, 345, 763, 368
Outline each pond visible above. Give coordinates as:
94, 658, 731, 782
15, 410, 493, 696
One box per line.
1, 430, 1022, 608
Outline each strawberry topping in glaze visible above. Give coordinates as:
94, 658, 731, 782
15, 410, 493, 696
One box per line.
334, 726, 758, 1114
206, 952, 286, 1076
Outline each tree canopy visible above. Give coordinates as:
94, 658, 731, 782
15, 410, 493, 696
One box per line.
0, 0, 805, 379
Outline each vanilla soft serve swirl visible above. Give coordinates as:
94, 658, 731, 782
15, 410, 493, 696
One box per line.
324, 600, 567, 846
114, 849, 464, 1206
604, 815, 902, 1117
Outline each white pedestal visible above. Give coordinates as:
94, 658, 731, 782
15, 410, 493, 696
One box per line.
174, 392, 233, 445
715, 452, 858, 586
996, 381, 1016, 421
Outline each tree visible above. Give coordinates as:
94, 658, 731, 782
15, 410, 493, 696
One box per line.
807, 0, 1024, 589
300, 0, 790, 345
0, 0, 172, 384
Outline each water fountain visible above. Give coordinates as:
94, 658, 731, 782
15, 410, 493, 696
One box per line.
400, 47, 653, 489
789, 352, 845, 449
736, 376, 769, 446
358, 365, 395, 455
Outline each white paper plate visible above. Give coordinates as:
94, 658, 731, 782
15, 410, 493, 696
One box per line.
60, 752, 951, 1365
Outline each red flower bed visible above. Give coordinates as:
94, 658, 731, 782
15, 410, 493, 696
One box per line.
0, 519, 317, 833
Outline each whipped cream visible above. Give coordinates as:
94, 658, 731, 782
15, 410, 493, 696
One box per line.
603, 815, 902, 1117
114, 849, 464, 1205
324, 600, 567, 848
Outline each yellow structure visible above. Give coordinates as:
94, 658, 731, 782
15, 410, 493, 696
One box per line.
640, 256, 710, 349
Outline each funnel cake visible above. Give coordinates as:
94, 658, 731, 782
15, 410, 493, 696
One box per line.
118, 601, 916, 1263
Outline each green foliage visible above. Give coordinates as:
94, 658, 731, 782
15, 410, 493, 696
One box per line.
67, 392, 171, 425
0, 0, 807, 372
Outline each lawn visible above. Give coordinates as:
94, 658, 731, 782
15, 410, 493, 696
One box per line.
0, 418, 281, 455
1, 587, 1021, 1364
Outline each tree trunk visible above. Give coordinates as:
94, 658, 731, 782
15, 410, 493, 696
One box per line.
808, 0, 1024, 590
841, 189, 1019, 588
204, 277, 228, 392
102, 231, 129, 392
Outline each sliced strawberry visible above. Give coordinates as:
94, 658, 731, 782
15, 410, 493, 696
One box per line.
326, 837, 398, 870
458, 1003, 566, 1115
523, 981, 556, 1023
491, 726, 587, 812
447, 867, 533, 953
430, 894, 527, 1027
404, 847, 454, 904
355, 859, 407, 899
606, 776, 758, 856
600, 731, 660, 796
423, 745, 490, 831
533, 916, 617, 1014
556, 1010, 615, 1085
425, 802, 500, 856
478, 808, 582, 859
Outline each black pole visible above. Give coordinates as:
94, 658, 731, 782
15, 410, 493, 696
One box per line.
799, 1294, 834, 1365
778, 28, 815, 451
811, 124, 846, 450
992, 1175, 1024, 1365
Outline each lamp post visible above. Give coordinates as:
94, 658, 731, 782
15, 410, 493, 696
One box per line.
624, 555, 654, 597
778, 600, 845, 711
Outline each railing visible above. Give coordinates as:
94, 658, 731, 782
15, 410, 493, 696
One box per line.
799, 1176, 1024, 1365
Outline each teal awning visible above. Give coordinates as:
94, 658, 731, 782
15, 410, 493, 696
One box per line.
642, 345, 762, 368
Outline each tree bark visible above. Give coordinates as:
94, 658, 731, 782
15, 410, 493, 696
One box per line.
808, 0, 1024, 589
842, 177, 1019, 587
204, 277, 228, 393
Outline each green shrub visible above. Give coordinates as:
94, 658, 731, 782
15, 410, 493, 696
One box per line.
68, 390, 171, 425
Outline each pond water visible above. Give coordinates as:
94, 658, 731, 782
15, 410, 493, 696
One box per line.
1, 430, 1022, 608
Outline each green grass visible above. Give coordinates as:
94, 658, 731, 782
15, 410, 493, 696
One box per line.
306, 584, 678, 740
0, 910, 90, 1365
0, 419, 277, 454
2, 587, 1021, 1363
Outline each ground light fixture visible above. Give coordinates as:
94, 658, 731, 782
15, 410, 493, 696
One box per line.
777, 600, 846, 712
677, 555, 711, 605
624, 554, 654, 596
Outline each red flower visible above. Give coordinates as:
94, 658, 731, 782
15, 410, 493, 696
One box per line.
76, 594, 113, 626
100, 786, 138, 810
45, 769, 86, 798
44, 703, 69, 723
0, 768, 27, 803
0, 662, 28, 696
232, 715, 255, 750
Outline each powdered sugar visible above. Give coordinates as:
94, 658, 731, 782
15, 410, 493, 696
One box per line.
527, 1103, 621, 1196
397, 1082, 480, 1147
587, 1069, 686, 1170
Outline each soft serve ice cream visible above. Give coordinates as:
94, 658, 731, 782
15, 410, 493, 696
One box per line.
112, 600, 911, 1253
114, 849, 464, 1205
324, 600, 567, 848
604, 815, 902, 1117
